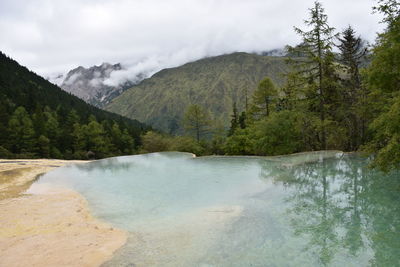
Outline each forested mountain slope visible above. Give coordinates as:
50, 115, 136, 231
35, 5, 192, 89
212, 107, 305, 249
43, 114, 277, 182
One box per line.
106, 52, 288, 133
0, 51, 149, 159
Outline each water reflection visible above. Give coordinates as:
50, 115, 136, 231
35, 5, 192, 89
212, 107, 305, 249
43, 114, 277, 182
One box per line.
31, 152, 399, 266
269, 154, 400, 266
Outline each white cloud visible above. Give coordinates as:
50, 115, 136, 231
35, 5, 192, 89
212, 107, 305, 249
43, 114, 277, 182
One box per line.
0, 0, 384, 86
63, 72, 81, 86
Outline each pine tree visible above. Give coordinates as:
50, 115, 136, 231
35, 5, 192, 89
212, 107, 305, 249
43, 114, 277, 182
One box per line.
120, 129, 135, 154
228, 102, 239, 136
239, 111, 247, 129
337, 26, 368, 149
86, 118, 109, 158
37, 135, 50, 158
249, 77, 278, 119
287, 1, 338, 150
43, 108, 61, 149
71, 123, 87, 158
338, 26, 367, 84
183, 104, 211, 142
8, 107, 36, 154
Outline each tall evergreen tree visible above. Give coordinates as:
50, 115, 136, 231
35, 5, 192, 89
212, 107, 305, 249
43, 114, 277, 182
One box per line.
120, 128, 135, 154
71, 123, 87, 158
338, 26, 367, 84
228, 102, 239, 136
337, 26, 368, 150
8, 107, 36, 154
86, 118, 109, 158
37, 135, 50, 158
287, 1, 339, 150
238, 111, 247, 129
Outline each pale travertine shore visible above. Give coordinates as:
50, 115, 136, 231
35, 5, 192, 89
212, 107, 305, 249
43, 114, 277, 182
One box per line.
0, 159, 128, 267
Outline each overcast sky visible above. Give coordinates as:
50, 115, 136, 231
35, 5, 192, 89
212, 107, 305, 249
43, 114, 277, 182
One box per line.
0, 0, 384, 85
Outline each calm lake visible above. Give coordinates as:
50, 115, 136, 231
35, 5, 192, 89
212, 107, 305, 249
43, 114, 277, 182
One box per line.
29, 151, 400, 266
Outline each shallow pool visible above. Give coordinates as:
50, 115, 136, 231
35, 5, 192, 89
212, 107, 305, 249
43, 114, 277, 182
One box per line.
29, 151, 400, 266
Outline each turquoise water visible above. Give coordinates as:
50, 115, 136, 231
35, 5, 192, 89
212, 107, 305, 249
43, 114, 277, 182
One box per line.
30, 152, 400, 266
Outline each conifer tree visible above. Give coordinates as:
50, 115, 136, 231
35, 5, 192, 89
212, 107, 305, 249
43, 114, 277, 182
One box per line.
86, 118, 109, 158
120, 128, 135, 154
287, 1, 338, 150
37, 135, 50, 158
239, 111, 247, 129
8, 107, 36, 154
183, 104, 211, 142
249, 77, 278, 119
71, 123, 87, 158
337, 26, 368, 149
228, 102, 239, 136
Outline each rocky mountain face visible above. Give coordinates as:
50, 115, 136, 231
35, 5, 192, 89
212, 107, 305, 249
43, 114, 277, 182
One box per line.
59, 63, 137, 107
106, 52, 288, 134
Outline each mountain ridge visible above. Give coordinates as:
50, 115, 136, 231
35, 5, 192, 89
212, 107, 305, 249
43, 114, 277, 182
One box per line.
106, 52, 289, 133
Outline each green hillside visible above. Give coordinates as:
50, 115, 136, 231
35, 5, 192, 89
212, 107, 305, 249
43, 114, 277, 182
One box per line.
0, 51, 149, 159
106, 52, 288, 133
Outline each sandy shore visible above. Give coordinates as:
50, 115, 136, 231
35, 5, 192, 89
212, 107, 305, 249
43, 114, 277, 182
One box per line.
0, 159, 127, 267
0, 159, 86, 200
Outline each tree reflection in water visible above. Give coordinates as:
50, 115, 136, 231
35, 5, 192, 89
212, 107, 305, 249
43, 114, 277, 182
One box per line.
267, 153, 400, 266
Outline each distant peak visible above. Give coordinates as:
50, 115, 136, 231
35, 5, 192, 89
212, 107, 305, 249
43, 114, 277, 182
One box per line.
100, 62, 112, 68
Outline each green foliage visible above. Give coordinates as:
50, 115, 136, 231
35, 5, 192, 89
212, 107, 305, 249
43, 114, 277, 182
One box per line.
364, 3, 400, 171
86, 119, 109, 158
373, 0, 400, 25
183, 104, 211, 142
225, 111, 302, 156
37, 135, 50, 158
140, 131, 207, 156
169, 136, 205, 155
228, 102, 239, 136
252, 111, 302, 156
225, 129, 254, 155
8, 107, 36, 153
337, 26, 368, 150
0, 146, 12, 158
238, 111, 247, 129
367, 96, 400, 171
249, 77, 278, 119
140, 131, 170, 153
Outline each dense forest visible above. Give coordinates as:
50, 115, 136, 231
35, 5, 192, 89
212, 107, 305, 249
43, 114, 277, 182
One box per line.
139, 0, 400, 172
0, 52, 149, 159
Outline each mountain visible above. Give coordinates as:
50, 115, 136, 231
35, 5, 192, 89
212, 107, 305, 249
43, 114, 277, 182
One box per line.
0, 51, 149, 159
59, 63, 142, 107
260, 48, 287, 57
106, 52, 288, 134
